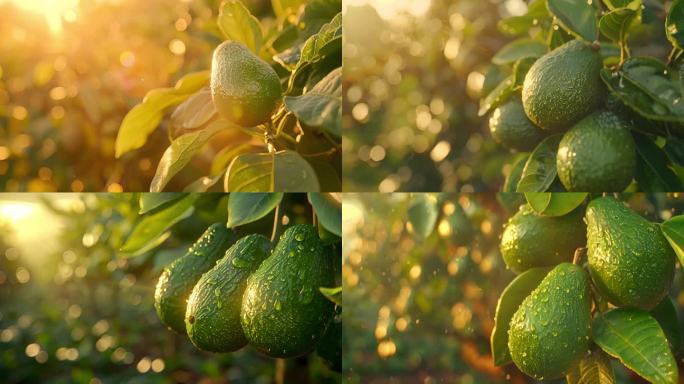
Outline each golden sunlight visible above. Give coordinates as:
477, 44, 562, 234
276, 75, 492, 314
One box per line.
2, 0, 80, 33
344, 0, 431, 20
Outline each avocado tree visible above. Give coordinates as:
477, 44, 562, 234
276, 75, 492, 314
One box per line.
114, 0, 342, 192
482, 0, 684, 192
493, 192, 684, 383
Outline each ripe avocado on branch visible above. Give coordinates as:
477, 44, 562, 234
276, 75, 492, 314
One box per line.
489, 97, 546, 152
154, 223, 237, 334
586, 197, 676, 310
211, 41, 283, 127
185, 234, 272, 352
241, 224, 335, 358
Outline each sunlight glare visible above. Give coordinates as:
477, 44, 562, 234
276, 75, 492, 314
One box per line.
0, 202, 34, 223
3, 0, 80, 33
344, 0, 432, 20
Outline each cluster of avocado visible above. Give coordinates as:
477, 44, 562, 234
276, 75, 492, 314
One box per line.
153, 223, 339, 370
489, 40, 637, 192
500, 196, 676, 380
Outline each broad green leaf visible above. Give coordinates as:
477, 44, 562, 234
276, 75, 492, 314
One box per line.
218, 0, 263, 54
271, 0, 307, 19
491, 267, 549, 366
298, 0, 342, 40
298, 12, 341, 65
666, 0, 684, 50
525, 192, 587, 216
121, 195, 198, 254
511, 57, 536, 89
115, 71, 210, 158
491, 39, 547, 65
547, 0, 599, 42
478, 75, 514, 116
210, 143, 255, 177
593, 308, 678, 384
516, 134, 563, 192
121, 231, 172, 258
150, 120, 227, 192
503, 155, 529, 193
650, 297, 682, 353
664, 136, 684, 166
319, 286, 341, 306
599, 7, 638, 43
227, 192, 283, 228
566, 348, 616, 384
183, 174, 224, 192
407, 194, 439, 240
498, 0, 550, 35
225, 150, 320, 192
284, 67, 341, 137
170, 88, 217, 137
139, 193, 184, 214
603, 0, 639, 10
308, 192, 341, 236
661, 214, 684, 267
633, 132, 683, 191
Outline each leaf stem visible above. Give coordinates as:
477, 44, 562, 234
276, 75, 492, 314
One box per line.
271, 203, 281, 242
573, 247, 587, 265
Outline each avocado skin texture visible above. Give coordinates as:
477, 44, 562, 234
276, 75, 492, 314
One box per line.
557, 111, 636, 192
241, 224, 335, 358
185, 234, 272, 352
586, 197, 676, 310
316, 312, 342, 372
508, 263, 592, 380
154, 223, 237, 334
500, 204, 586, 274
489, 97, 546, 152
522, 40, 603, 130
211, 41, 283, 127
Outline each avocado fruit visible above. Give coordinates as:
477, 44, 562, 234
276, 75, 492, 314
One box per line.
508, 263, 592, 380
185, 234, 272, 352
586, 197, 676, 310
210, 41, 283, 127
154, 223, 237, 334
241, 224, 335, 358
489, 97, 546, 152
500, 204, 586, 274
522, 40, 603, 130
317, 310, 342, 372
556, 111, 636, 192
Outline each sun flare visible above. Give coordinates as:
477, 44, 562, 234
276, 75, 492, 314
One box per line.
3, 0, 80, 33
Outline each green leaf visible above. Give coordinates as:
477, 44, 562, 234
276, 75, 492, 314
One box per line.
139, 193, 184, 214
271, 0, 307, 19
217, 0, 263, 54
593, 308, 679, 384
492, 39, 547, 65
633, 132, 683, 192
660, 214, 684, 267
511, 57, 536, 89
284, 67, 341, 137
666, 0, 684, 50
150, 120, 227, 192
115, 71, 209, 158
227, 192, 283, 228
308, 193, 341, 236
503, 155, 529, 193
121, 195, 198, 254
599, 7, 638, 44
225, 150, 320, 191
298, 12, 341, 65
169, 88, 217, 138
407, 194, 439, 240
319, 286, 341, 306
566, 348, 616, 384
498, 0, 550, 35
478, 75, 514, 116
547, 0, 599, 42
516, 135, 563, 192
297, 0, 342, 41
491, 267, 549, 366
664, 136, 684, 167
525, 192, 587, 216
603, 0, 638, 10
650, 297, 682, 353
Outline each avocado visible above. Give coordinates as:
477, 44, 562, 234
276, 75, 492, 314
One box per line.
586, 197, 676, 310
500, 204, 586, 274
522, 40, 603, 130
508, 263, 592, 380
556, 111, 636, 192
154, 223, 237, 334
241, 224, 335, 358
211, 41, 283, 127
185, 234, 272, 352
317, 310, 342, 372
489, 97, 546, 152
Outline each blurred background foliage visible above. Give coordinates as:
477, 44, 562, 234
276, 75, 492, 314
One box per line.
0, 0, 276, 192
0, 193, 340, 383
342, 193, 684, 383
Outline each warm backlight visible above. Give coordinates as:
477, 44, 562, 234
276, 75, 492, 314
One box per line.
2, 0, 80, 33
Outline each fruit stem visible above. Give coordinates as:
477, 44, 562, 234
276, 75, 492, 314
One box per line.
275, 359, 285, 384
572, 247, 587, 265
271, 203, 281, 242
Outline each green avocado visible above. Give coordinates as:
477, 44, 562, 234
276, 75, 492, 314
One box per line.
556, 111, 636, 192
241, 224, 335, 358
500, 204, 586, 274
586, 197, 676, 310
317, 310, 342, 372
522, 40, 603, 130
508, 263, 592, 380
489, 97, 546, 152
211, 41, 283, 127
185, 234, 272, 352
154, 223, 237, 334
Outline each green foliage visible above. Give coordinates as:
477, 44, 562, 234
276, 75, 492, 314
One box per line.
524, 192, 588, 216
227, 192, 284, 228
